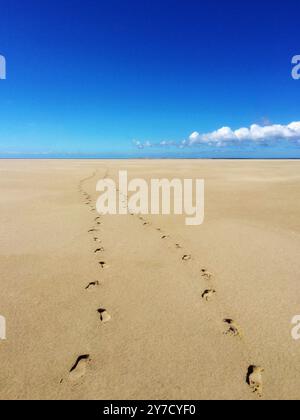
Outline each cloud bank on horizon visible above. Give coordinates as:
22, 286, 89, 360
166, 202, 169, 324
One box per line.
134, 121, 300, 149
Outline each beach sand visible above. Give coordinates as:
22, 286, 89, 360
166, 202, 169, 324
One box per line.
0, 159, 300, 400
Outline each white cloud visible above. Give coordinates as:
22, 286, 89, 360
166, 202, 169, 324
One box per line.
134, 139, 177, 148
188, 122, 300, 146
133, 140, 152, 149
133, 121, 300, 149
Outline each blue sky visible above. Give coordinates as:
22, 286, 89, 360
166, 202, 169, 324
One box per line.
0, 0, 300, 158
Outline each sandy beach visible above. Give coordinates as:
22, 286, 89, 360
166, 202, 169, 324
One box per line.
0, 159, 300, 400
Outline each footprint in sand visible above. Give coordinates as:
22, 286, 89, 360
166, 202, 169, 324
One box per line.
94, 247, 105, 253
161, 235, 169, 240
94, 237, 101, 243
246, 366, 264, 397
201, 269, 213, 280
202, 289, 216, 301
223, 319, 242, 338
182, 255, 192, 261
97, 308, 111, 324
99, 261, 108, 269
88, 228, 98, 233
68, 355, 90, 381
85, 281, 100, 290
175, 243, 182, 249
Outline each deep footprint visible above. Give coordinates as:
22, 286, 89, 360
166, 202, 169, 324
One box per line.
68, 355, 90, 381
97, 308, 111, 323
223, 319, 242, 337
94, 247, 105, 253
99, 261, 108, 269
202, 289, 216, 301
85, 281, 99, 290
201, 269, 213, 280
246, 366, 264, 397
182, 255, 192, 261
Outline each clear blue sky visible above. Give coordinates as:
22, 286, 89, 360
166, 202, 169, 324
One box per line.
0, 0, 300, 158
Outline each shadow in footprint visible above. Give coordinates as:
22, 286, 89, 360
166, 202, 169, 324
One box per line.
223, 319, 242, 338
97, 308, 111, 323
182, 255, 192, 261
68, 355, 90, 381
246, 366, 264, 398
94, 247, 105, 253
85, 281, 99, 290
201, 269, 212, 280
202, 289, 216, 301
99, 261, 108, 269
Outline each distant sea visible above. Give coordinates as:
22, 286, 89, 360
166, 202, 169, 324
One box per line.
1, 153, 300, 160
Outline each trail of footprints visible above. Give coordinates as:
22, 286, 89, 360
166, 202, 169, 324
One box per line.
73, 177, 264, 397
127, 193, 264, 398
67, 176, 111, 383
